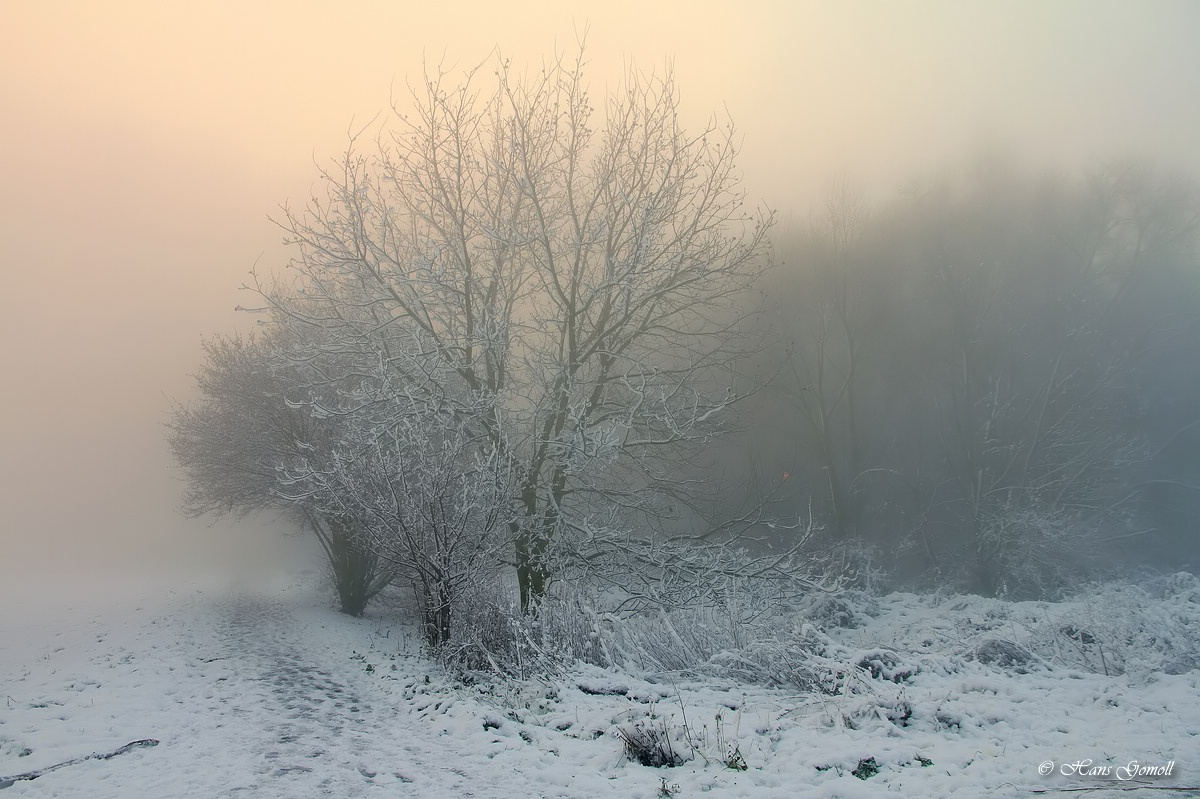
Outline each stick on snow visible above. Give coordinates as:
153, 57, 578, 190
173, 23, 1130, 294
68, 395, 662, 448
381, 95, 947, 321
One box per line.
0, 739, 158, 789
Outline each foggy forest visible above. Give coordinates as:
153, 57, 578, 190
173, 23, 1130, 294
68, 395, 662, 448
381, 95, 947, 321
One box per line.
4, 3, 1200, 798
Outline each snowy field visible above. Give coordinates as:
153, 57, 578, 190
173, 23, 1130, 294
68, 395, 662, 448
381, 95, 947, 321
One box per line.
2, 570, 1199, 798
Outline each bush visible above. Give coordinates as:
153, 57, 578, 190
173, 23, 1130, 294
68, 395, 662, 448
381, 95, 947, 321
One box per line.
1019, 575, 1200, 676
971, 507, 1110, 599
433, 581, 611, 678
969, 639, 1035, 672
805, 589, 880, 629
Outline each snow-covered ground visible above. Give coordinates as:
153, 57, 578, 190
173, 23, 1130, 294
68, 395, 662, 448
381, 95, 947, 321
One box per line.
2, 570, 1198, 798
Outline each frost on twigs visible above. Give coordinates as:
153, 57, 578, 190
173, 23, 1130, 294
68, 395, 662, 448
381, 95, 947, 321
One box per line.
245, 44, 777, 628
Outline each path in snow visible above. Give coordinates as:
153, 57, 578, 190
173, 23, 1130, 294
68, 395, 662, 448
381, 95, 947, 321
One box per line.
0, 581, 498, 799
214, 594, 392, 793
187, 591, 489, 798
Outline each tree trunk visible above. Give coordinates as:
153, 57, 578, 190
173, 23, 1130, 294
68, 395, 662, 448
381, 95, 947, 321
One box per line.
515, 528, 550, 613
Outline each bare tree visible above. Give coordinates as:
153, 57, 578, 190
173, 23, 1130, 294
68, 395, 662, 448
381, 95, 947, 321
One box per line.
257, 49, 773, 610
168, 333, 394, 616
768, 178, 882, 540
277, 394, 516, 646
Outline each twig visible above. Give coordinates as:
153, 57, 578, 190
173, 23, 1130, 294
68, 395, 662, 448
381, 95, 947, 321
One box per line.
672, 684, 703, 765
0, 739, 158, 789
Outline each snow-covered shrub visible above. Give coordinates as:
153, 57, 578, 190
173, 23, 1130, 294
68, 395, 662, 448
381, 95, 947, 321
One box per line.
803, 589, 880, 629
968, 639, 1035, 672
969, 507, 1108, 600
1018, 574, 1200, 676
596, 606, 751, 673
854, 648, 918, 683
904, 575, 1200, 677
588, 593, 923, 694
435, 562, 886, 690
436, 582, 614, 678
585, 591, 833, 690
703, 626, 839, 692
435, 581, 539, 677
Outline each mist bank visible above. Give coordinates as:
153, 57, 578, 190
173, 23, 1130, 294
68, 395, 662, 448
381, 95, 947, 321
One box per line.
731, 152, 1200, 597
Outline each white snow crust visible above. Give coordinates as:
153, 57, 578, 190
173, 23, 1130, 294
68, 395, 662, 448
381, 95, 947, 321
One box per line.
2, 572, 1197, 798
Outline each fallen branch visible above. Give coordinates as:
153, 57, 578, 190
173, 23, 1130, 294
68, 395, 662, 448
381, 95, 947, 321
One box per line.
0, 739, 158, 789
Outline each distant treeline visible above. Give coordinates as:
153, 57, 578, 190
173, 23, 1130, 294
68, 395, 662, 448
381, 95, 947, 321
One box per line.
739, 154, 1200, 597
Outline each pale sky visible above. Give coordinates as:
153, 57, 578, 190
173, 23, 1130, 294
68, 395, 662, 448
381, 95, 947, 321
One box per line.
2, 0, 1198, 576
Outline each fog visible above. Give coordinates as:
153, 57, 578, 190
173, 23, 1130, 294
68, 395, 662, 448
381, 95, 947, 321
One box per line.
3, 0, 1199, 581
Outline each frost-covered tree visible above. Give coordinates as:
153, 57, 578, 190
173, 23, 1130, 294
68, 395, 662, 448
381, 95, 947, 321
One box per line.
168, 333, 394, 616
255, 50, 774, 610
277, 392, 517, 646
